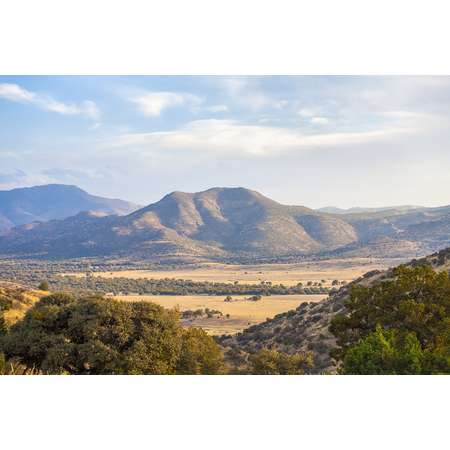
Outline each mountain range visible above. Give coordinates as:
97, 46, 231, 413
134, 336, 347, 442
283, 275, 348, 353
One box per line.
0, 185, 450, 260
0, 184, 139, 233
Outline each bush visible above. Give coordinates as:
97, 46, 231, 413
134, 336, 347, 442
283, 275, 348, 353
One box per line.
249, 349, 313, 375
0, 293, 224, 375
331, 266, 450, 374
38, 281, 50, 291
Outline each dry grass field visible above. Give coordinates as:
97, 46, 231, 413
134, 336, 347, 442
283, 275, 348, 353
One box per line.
115, 293, 328, 335
69, 257, 398, 287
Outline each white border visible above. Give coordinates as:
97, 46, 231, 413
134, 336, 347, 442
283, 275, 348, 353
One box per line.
1, 0, 450, 74
1, 1, 449, 448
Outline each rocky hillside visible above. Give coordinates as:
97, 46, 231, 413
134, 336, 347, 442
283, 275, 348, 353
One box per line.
0, 184, 139, 232
0, 186, 449, 260
218, 246, 450, 373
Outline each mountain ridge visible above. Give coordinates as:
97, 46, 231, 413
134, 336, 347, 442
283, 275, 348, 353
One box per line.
0, 186, 449, 261
0, 184, 140, 233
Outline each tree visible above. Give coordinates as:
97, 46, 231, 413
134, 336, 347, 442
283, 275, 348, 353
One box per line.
249, 349, 313, 375
342, 326, 425, 374
177, 328, 224, 374
38, 281, 50, 291
0, 293, 224, 375
330, 266, 450, 374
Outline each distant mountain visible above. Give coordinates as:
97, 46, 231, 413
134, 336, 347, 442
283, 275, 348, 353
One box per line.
316, 205, 423, 214
0, 187, 357, 259
0, 184, 139, 232
0, 186, 449, 261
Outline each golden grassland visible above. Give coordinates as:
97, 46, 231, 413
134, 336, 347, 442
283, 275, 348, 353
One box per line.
1, 285, 48, 325
66, 257, 397, 287
115, 293, 328, 335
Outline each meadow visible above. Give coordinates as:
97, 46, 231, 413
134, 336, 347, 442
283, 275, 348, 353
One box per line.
116, 293, 328, 334
68, 258, 394, 287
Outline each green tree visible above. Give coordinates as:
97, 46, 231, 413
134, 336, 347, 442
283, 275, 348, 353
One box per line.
177, 328, 224, 374
342, 326, 425, 374
249, 349, 313, 375
38, 281, 50, 291
0, 293, 224, 375
330, 265, 450, 374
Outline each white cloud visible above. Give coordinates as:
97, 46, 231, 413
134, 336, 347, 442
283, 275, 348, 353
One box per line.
0, 83, 99, 119
130, 91, 202, 116
218, 78, 279, 111
310, 116, 330, 125
0, 83, 35, 102
203, 104, 229, 113
298, 108, 316, 117
106, 119, 415, 157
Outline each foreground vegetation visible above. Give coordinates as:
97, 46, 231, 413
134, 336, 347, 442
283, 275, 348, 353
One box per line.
331, 265, 450, 374
0, 293, 224, 374
0, 291, 311, 375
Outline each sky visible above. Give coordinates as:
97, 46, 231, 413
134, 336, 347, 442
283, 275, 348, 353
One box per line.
1, 75, 450, 208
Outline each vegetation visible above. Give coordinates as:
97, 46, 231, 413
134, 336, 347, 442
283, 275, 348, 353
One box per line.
48, 276, 331, 296
249, 349, 313, 374
0, 293, 224, 375
38, 281, 49, 291
330, 265, 450, 374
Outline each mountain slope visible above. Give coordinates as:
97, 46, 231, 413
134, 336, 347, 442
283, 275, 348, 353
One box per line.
0, 184, 139, 232
0, 186, 449, 261
0, 187, 358, 259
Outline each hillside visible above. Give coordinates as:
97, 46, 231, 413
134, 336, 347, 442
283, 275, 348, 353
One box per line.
0, 186, 449, 260
0, 184, 139, 232
0, 187, 358, 259
218, 246, 450, 373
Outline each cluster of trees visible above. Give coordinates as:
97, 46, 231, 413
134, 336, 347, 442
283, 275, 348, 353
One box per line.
47, 276, 332, 296
0, 293, 224, 375
224, 295, 262, 302
181, 308, 223, 319
330, 265, 450, 374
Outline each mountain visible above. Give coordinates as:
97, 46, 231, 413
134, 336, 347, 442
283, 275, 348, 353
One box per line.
0, 184, 139, 232
316, 205, 423, 214
0, 187, 357, 259
0, 186, 449, 261
218, 246, 450, 373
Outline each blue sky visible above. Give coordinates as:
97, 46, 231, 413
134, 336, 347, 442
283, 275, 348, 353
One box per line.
1, 75, 450, 208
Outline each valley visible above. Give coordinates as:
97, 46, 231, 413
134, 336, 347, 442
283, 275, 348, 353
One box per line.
115, 293, 327, 335
65, 257, 395, 286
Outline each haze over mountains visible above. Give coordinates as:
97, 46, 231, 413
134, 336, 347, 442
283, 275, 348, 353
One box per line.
0, 185, 449, 261
0, 184, 139, 232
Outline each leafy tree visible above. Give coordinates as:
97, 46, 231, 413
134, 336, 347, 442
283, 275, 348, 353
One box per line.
342, 326, 425, 374
0, 293, 224, 375
38, 281, 50, 291
177, 328, 224, 374
249, 349, 313, 375
330, 266, 450, 374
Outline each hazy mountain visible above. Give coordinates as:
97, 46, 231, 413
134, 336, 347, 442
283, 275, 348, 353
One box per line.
0, 184, 139, 232
316, 205, 423, 214
0, 187, 357, 259
0, 186, 449, 260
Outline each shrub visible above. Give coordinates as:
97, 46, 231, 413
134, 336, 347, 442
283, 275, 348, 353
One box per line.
0, 293, 224, 375
249, 349, 313, 375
